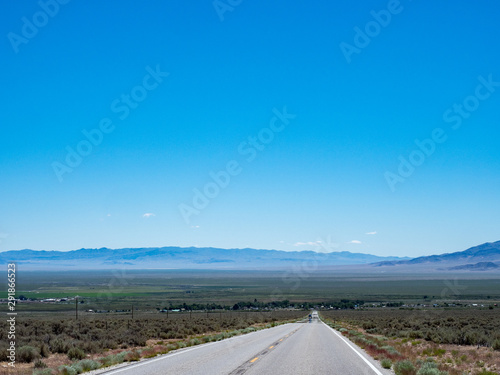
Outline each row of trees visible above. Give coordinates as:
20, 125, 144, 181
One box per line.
160, 299, 366, 311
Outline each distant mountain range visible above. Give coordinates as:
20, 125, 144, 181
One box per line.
447, 262, 499, 271
372, 241, 500, 272
0, 246, 409, 270
1, 241, 499, 271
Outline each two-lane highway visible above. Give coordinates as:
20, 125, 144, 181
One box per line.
243, 318, 386, 375
98, 314, 391, 375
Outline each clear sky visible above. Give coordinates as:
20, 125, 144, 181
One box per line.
1, 0, 499, 257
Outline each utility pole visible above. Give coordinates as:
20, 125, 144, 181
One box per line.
132, 305, 134, 320
75, 297, 78, 320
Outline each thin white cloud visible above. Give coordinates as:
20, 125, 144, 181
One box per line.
316, 236, 339, 252
191, 225, 200, 229
366, 231, 377, 235
293, 236, 339, 253
348, 240, 362, 244
142, 213, 156, 218
293, 241, 322, 247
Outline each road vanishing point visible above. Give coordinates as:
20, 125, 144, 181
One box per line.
98, 312, 391, 375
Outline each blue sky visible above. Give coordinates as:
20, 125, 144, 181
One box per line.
1, 0, 499, 257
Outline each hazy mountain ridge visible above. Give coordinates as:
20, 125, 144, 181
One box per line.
373, 241, 500, 271
446, 262, 499, 271
2, 241, 499, 271
0, 246, 409, 270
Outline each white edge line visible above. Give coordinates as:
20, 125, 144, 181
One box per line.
323, 322, 384, 375
102, 323, 297, 374
103, 343, 212, 374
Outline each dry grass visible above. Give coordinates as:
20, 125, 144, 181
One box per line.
323, 313, 500, 375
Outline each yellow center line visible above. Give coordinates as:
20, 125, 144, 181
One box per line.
279, 339, 283, 341
250, 357, 259, 363
269, 346, 274, 349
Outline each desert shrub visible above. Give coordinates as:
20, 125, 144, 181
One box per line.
416, 361, 447, 375
409, 330, 423, 339
464, 330, 480, 346
141, 348, 157, 358
394, 360, 416, 375
34, 359, 48, 368
381, 358, 392, 369
33, 370, 54, 375
433, 348, 446, 356
70, 363, 83, 374
381, 345, 400, 356
99, 354, 118, 367
77, 359, 101, 371
362, 321, 376, 330
125, 350, 141, 362
58, 365, 77, 375
67, 347, 86, 360
492, 339, 500, 351
80, 339, 101, 354
189, 338, 201, 346
0, 343, 9, 361
124, 333, 147, 347
99, 351, 129, 367
52, 321, 65, 335
40, 343, 51, 358
102, 339, 118, 350
50, 338, 71, 354
115, 351, 129, 362
17, 345, 39, 363
166, 343, 178, 351
98, 355, 112, 367
202, 335, 212, 343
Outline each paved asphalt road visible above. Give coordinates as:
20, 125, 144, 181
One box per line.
99, 314, 391, 375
